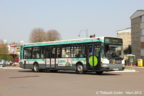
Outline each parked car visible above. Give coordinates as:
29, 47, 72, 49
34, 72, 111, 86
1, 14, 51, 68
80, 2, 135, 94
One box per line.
0, 59, 6, 67
13, 62, 19, 66
5, 61, 10, 66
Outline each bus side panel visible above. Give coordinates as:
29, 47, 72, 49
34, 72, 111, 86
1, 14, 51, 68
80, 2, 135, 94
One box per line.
19, 59, 33, 69
29, 59, 46, 69
72, 58, 87, 70
20, 59, 46, 69
53, 58, 87, 71
19, 59, 25, 68
51, 58, 55, 68
26, 60, 33, 69
56, 58, 73, 70
45, 59, 50, 68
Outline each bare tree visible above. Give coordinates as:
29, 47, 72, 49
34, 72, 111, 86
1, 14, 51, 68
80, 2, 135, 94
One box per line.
30, 28, 46, 42
46, 29, 61, 41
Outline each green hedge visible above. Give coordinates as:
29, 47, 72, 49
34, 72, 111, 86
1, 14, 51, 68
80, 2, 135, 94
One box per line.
0, 54, 14, 61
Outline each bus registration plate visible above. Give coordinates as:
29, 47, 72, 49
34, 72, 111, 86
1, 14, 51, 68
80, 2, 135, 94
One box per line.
113, 60, 115, 64
113, 68, 119, 71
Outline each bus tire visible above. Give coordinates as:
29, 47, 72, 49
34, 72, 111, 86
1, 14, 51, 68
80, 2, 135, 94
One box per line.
76, 64, 84, 74
96, 71, 103, 75
33, 63, 39, 72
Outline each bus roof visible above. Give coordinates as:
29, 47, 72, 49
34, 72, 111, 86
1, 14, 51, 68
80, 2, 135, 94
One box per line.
22, 37, 122, 47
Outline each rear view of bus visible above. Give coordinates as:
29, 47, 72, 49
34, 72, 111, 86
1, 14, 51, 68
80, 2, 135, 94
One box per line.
101, 37, 125, 72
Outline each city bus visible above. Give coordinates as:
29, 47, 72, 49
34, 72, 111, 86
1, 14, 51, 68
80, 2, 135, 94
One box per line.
19, 37, 125, 74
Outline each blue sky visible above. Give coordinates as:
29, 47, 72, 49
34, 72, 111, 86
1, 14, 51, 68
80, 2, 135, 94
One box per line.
0, 0, 144, 43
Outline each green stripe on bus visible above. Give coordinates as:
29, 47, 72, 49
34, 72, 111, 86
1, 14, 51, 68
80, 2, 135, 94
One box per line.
24, 39, 103, 47
72, 58, 86, 61
26, 59, 45, 61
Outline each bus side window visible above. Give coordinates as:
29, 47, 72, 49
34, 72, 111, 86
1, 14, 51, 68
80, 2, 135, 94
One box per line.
95, 45, 100, 57
73, 47, 78, 57
61, 47, 70, 58
41, 47, 45, 59
45, 47, 51, 58
32, 47, 41, 59
41, 47, 47, 59
65, 47, 70, 57
88, 46, 93, 56
73, 46, 85, 58
51, 48, 56, 58
57, 47, 61, 58
24, 47, 32, 59
80, 46, 86, 58
36, 53, 40, 59
41, 54, 44, 58
95, 48, 100, 57
70, 46, 74, 57
62, 48, 66, 57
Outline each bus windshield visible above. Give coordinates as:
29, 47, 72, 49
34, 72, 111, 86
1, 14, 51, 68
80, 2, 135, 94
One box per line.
104, 44, 123, 60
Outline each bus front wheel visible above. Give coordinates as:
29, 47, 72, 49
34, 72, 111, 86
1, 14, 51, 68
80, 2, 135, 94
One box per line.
33, 64, 39, 72
76, 64, 84, 74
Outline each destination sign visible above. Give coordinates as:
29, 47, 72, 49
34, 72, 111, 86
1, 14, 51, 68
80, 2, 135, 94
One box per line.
104, 37, 122, 44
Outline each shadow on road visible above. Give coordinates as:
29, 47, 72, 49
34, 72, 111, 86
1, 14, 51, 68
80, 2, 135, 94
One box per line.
18, 69, 120, 76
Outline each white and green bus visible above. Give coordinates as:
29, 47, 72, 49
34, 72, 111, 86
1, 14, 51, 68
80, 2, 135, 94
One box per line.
19, 37, 125, 74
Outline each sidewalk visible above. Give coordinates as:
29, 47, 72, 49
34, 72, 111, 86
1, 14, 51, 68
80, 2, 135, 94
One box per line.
114, 69, 137, 72
0, 66, 22, 70
113, 66, 143, 72
115, 66, 144, 72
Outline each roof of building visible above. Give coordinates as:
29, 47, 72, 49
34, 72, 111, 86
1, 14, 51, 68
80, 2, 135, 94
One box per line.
130, 10, 144, 19
117, 28, 131, 34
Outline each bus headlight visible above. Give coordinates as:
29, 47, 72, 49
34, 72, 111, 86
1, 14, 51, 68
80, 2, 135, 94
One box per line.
101, 58, 109, 64
122, 60, 125, 67
101, 58, 109, 67
122, 60, 125, 64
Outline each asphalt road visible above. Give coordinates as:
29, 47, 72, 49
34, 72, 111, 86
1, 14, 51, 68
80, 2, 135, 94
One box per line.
0, 67, 144, 96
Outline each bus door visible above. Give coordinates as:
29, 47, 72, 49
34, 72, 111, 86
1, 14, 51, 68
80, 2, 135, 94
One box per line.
50, 47, 56, 69
94, 44, 101, 69
87, 44, 101, 70
45, 47, 51, 68
45, 47, 56, 69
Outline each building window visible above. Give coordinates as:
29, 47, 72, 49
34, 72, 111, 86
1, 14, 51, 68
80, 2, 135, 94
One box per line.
141, 49, 144, 56
141, 42, 144, 48
142, 16, 144, 23
141, 29, 144, 36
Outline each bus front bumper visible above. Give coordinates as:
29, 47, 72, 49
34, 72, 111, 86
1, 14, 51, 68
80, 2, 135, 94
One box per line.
101, 63, 125, 71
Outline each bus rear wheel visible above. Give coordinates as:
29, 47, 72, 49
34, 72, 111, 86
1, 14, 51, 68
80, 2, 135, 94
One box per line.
33, 64, 39, 72
76, 64, 84, 74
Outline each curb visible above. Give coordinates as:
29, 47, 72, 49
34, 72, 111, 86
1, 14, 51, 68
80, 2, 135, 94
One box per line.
114, 69, 137, 72
0, 67, 22, 70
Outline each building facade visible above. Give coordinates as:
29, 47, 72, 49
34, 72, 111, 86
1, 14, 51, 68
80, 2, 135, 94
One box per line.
131, 10, 144, 59
117, 28, 131, 51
